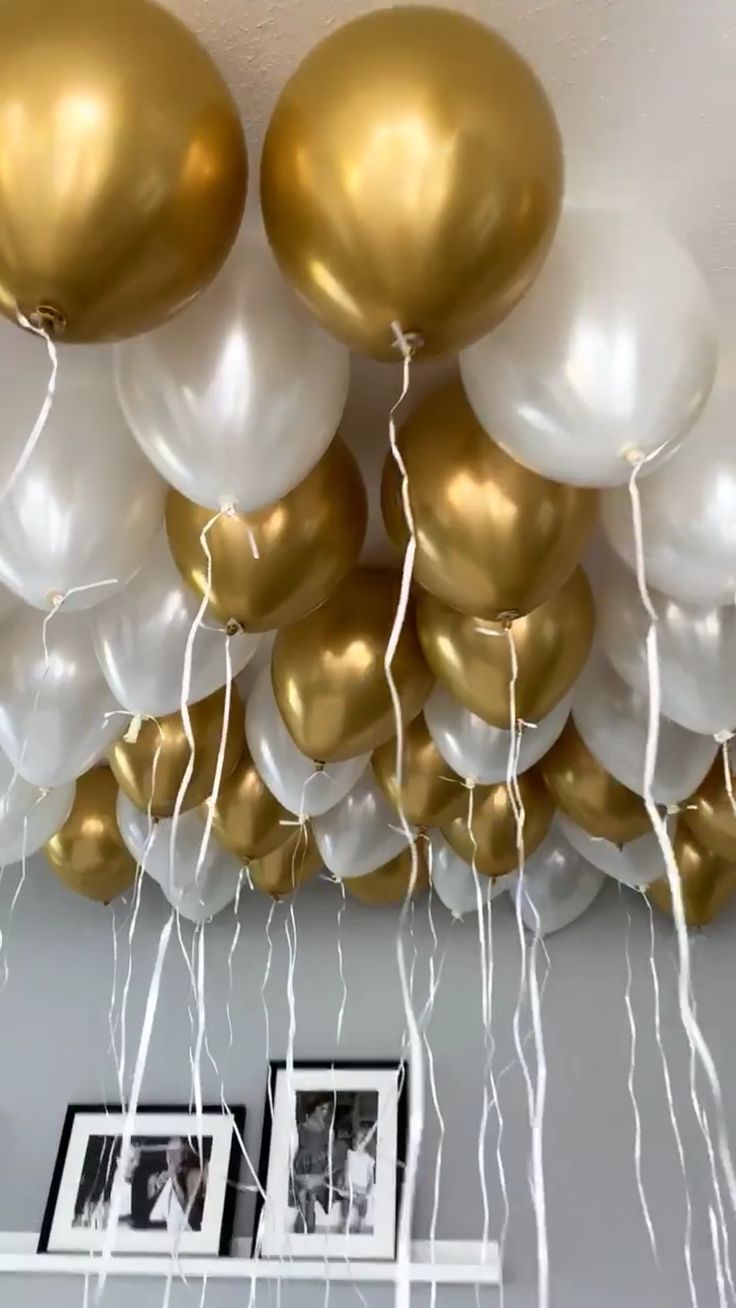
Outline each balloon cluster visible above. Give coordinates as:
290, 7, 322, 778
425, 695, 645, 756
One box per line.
0, 2, 732, 934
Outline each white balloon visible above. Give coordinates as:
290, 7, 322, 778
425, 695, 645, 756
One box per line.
0, 338, 164, 611
556, 812, 666, 890
430, 834, 511, 919
116, 795, 239, 922
460, 208, 717, 488
92, 531, 261, 717
0, 748, 74, 864
116, 236, 350, 513
573, 650, 717, 805
245, 668, 368, 818
312, 769, 414, 879
602, 387, 736, 606
0, 607, 121, 787
425, 684, 571, 784
508, 821, 606, 935
0, 583, 20, 625
597, 558, 736, 736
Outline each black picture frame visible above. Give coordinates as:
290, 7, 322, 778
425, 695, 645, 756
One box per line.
38, 1102, 245, 1257
252, 1060, 407, 1260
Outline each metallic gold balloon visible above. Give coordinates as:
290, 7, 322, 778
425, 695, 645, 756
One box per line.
0, 0, 246, 341
344, 841, 430, 906
417, 569, 595, 728
249, 824, 321, 900
542, 719, 651, 844
648, 824, 736, 928
166, 438, 368, 632
442, 767, 553, 879
45, 768, 136, 903
109, 686, 243, 818
382, 383, 597, 619
205, 741, 293, 861
683, 758, 736, 863
261, 7, 562, 361
272, 568, 434, 763
372, 717, 465, 827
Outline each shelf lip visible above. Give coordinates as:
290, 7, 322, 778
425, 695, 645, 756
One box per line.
0, 1236, 500, 1285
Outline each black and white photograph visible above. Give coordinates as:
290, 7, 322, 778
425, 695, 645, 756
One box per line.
38, 1105, 244, 1256
254, 1063, 406, 1261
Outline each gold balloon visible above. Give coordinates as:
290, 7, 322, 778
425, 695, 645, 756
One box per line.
542, 719, 651, 844
261, 7, 562, 361
45, 768, 136, 903
272, 568, 434, 763
0, 0, 246, 341
442, 767, 554, 879
372, 717, 466, 827
417, 570, 595, 728
249, 824, 321, 900
382, 383, 597, 619
648, 824, 736, 929
109, 686, 243, 818
204, 741, 293, 861
344, 842, 430, 906
166, 438, 368, 632
683, 758, 736, 863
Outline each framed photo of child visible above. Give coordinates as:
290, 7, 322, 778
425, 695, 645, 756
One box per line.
253, 1061, 407, 1261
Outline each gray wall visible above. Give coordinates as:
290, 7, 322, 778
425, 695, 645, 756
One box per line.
1, 857, 736, 1307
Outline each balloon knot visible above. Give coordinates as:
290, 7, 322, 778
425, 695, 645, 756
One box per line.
499, 611, 520, 628
715, 729, 734, 745
225, 618, 241, 638
390, 320, 424, 359
123, 713, 144, 744
623, 447, 645, 466
314, 760, 326, 773
666, 803, 681, 816
27, 304, 66, 337
48, 590, 64, 610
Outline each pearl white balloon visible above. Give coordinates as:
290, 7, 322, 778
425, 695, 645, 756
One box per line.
556, 813, 666, 890
0, 337, 165, 612
116, 236, 350, 513
117, 794, 239, 922
460, 208, 717, 488
425, 684, 571, 784
92, 531, 261, 717
0, 607, 121, 787
508, 821, 606, 935
0, 748, 74, 864
597, 558, 736, 736
602, 388, 736, 606
573, 650, 717, 805
0, 583, 20, 625
430, 834, 512, 920
245, 668, 368, 818
312, 769, 414, 880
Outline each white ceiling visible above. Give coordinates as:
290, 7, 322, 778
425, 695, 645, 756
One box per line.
159, 0, 736, 552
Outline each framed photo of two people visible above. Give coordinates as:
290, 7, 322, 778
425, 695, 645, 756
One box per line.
253, 1060, 407, 1262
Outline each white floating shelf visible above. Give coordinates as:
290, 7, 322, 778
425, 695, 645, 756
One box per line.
0, 1236, 500, 1286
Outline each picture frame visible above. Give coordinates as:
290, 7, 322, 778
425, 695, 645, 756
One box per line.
253, 1060, 407, 1262
38, 1103, 245, 1257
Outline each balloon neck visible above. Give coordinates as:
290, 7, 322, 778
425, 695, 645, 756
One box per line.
499, 611, 520, 628
27, 304, 66, 337
390, 322, 424, 359
314, 760, 326, 773
225, 618, 241, 638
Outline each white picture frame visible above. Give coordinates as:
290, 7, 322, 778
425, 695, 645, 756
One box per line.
254, 1061, 407, 1262
38, 1104, 245, 1257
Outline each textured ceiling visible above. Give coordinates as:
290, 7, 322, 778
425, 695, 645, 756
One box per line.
159, 0, 736, 553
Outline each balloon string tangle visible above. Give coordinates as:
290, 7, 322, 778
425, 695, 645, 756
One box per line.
505, 624, 549, 1308
628, 457, 736, 1230
622, 891, 659, 1263
386, 321, 423, 1308
0, 312, 58, 505
643, 894, 700, 1307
